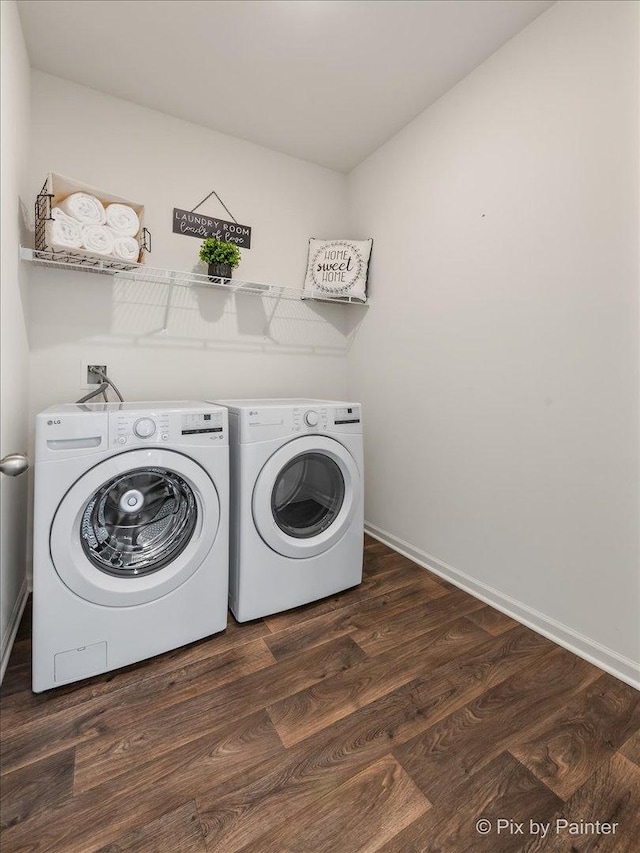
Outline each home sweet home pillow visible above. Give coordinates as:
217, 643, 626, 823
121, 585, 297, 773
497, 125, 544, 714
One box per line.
303, 238, 373, 302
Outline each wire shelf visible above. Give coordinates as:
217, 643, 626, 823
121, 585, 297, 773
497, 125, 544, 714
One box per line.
19, 247, 370, 305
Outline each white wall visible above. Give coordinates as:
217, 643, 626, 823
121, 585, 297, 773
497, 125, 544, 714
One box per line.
27, 71, 353, 420
348, 0, 639, 681
1, 0, 31, 679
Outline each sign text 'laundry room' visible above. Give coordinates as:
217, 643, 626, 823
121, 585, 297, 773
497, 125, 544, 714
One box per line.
172, 208, 252, 248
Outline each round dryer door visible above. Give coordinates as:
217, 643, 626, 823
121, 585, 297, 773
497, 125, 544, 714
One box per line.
50, 449, 220, 606
252, 435, 360, 559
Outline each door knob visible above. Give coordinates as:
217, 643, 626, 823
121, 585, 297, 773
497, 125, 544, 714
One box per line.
0, 453, 29, 477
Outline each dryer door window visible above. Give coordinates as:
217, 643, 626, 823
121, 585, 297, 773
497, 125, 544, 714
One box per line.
272, 453, 345, 539
252, 435, 361, 559
81, 467, 197, 577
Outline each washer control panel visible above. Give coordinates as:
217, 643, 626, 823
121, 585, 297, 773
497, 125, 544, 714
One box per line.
113, 411, 170, 446
180, 411, 224, 437
110, 409, 226, 446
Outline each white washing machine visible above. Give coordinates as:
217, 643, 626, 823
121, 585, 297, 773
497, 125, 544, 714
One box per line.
32, 401, 229, 692
212, 398, 363, 621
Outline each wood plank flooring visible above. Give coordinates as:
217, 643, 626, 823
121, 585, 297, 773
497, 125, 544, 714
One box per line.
1, 537, 638, 852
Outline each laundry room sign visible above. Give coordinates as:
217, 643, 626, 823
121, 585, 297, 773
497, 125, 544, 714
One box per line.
172, 208, 252, 248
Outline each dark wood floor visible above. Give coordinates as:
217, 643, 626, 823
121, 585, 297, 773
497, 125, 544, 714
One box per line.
1, 536, 639, 852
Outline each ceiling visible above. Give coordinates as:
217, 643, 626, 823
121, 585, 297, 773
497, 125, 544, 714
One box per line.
17, 0, 554, 172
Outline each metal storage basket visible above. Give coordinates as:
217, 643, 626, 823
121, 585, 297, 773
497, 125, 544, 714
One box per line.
35, 175, 151, 272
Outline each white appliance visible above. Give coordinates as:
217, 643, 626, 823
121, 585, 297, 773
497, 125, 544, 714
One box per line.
32, 401, 229, 692
212, 398, 363, 621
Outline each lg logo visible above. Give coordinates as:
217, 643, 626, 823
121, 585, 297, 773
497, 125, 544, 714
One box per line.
47, 419, 61, 425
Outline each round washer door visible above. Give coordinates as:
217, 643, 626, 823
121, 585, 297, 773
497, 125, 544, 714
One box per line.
252, 436, 360, 559
50, 449, 220, 606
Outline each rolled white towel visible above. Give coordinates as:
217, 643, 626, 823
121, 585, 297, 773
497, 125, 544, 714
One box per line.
105, 203, 140, 237
46, 207, 82, 249
111, 234, 140, 262
82, 224, 115, 256
59, 192, 106, 225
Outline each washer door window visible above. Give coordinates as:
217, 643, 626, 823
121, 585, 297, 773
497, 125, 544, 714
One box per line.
253, 436, 360, 559
51, 449, 220, 607
81, 468, 197, 577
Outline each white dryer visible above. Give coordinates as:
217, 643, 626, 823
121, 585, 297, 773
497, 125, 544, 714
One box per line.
32, 401, 229, 692
212, 399, 363, 622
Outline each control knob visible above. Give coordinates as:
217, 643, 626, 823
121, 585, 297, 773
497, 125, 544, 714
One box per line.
304, 410, 319, 427
133, 417, 156, 439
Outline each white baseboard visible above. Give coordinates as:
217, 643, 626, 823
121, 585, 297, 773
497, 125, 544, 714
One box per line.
365, 521, 640, 691
0, 578, 29, 685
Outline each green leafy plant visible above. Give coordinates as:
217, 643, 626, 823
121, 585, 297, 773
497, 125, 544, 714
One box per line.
199, 237, 242, 268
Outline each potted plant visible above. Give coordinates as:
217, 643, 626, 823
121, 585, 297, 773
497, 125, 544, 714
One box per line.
199, 237, 242, 281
